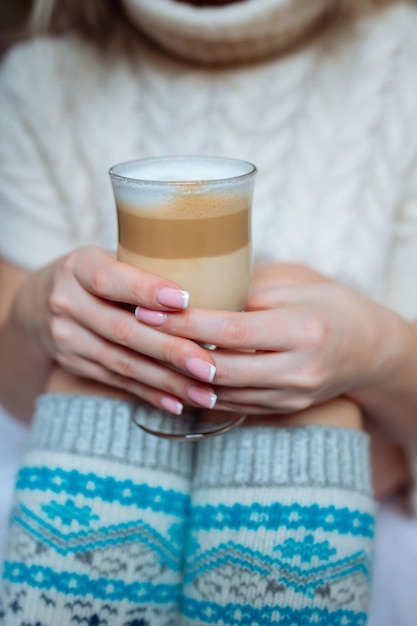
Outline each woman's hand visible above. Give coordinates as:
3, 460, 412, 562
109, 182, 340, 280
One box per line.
136, 265, 392, 415
12, 246, 218, 414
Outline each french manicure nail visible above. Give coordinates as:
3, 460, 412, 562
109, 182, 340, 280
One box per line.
157, 288, 189, 309
186, 357, 216, 383
135, 307, 167, 326
161, 397, 183, 415
187, 386, 217, 409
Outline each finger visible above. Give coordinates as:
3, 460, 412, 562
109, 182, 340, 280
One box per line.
211, 349, 309, 389
212, 346, 342, 402
54, 318, 217, 407
137, 306, 299, 351
246, 289, 282, 311
216, 386, 289, 406
250, 263, 328, 291
60, 354, 185, 414
213, 401, 299, 415
215, 385, 310, 412
68, 246, 190, 310
59, 286, 217, 382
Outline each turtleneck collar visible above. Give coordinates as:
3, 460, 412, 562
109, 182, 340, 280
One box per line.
121, 0, 340, 65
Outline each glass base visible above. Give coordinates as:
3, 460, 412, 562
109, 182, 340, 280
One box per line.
131, 408, 246, 441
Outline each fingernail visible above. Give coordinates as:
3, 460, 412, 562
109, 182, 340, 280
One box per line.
161, 397, 183, 415
157, 288, 189, 309
186, 357, 216, 383
135, 307, 167, 326
187, 386, 217, 409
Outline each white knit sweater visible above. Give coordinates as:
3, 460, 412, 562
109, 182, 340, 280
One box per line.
1, 0, 417, 493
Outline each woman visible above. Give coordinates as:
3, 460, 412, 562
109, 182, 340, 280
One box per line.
0, 0, 416, 624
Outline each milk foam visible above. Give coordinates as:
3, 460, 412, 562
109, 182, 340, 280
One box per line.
109, 156, 256, 209
111, 155, 255, 182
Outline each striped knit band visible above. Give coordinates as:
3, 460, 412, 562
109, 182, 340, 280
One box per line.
30, 395, 372, 495
30, 394, 193, 477
194, 425, 372, 494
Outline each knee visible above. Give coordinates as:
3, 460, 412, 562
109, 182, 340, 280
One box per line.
246, 397, 363, 430
290, 397, 364, 430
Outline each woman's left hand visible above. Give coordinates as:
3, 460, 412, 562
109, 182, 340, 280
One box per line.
136, 276, 389, 414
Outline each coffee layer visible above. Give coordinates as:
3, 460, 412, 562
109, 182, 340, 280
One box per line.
117, 204, 249, 259
118, 244, 251, 310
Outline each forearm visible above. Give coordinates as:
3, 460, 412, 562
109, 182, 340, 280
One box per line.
0, 314, 53, 423
349, 308, 417, 444
0, 259, 54, 423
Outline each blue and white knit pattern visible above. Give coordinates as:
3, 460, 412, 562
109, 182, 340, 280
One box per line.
0, 395, 375, 626
182, 428, 374, 625
1, 396, 193, 626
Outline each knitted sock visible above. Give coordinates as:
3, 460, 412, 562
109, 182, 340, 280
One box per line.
0, 394, 193, 626
181, 425, 375, 626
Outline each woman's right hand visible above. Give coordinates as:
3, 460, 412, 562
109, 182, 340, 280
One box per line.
14, 246, 217, 414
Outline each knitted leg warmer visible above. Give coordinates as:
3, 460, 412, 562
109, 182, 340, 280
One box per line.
181, 425, 375, 626
0, 395, 193, 626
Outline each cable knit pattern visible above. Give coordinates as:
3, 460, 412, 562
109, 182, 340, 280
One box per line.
1, 2, 417, 312
0, 1, 417, 482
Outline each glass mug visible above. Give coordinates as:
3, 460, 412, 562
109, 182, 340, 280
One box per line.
109, 155, 257, 440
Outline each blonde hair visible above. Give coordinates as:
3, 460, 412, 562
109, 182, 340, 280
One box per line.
29, 0, 136, 50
